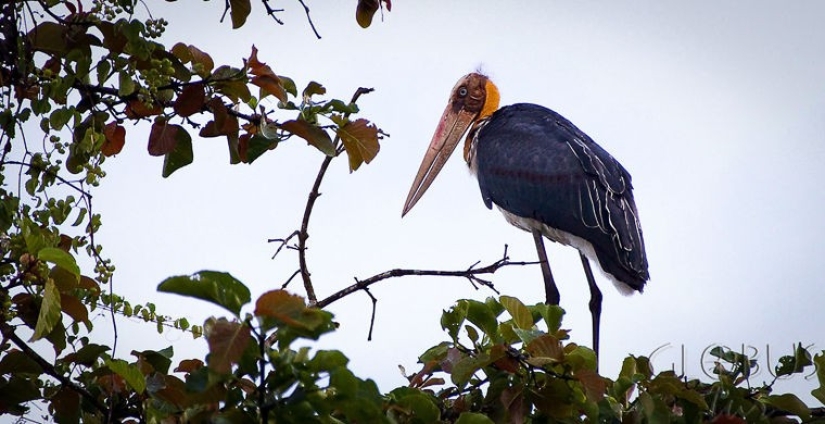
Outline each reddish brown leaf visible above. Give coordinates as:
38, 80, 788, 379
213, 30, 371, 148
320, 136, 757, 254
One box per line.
491, 345, 520, 374
148, 119, 179, 156
251, 74, 287, 103
199, 121, 221, 138
59, 293, 89, 324
206, 319, 251, 374
189, 45, 214, 76
174, 83, 206, 117
154, 375, 188, 408
78, 275, 100, 293
125, 100, 162, 119
207, 98, 231, 131
255, 290, 306, 326
246, 45, 275, 77
174, 359, 204, 374
238, 133, 251, 163
576, 369, 606, 401
102, 121, 125, 156
336, 118, 381, 171
281, 119, 335, 156
51, 386, 80, 423
97, 374, 127, 395
525, 334, 564, 366
170, 43, 193, 63
254, 290, 326, 331
500, 386, 526, 424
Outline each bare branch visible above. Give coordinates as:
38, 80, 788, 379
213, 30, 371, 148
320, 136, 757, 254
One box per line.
296, 0, 321, 39
316, 247, 539, 309
281, 269, 301, 289
260, 0, 285, 25
268, 230, 300, 259
219, 0, 231, 24
363, 286, 377, 341
296, 87, 374, 304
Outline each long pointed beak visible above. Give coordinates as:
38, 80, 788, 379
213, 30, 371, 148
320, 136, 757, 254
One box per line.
402, 105, 477, 216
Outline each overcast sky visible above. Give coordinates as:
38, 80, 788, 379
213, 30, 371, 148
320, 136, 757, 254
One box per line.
82, 1, 825, 401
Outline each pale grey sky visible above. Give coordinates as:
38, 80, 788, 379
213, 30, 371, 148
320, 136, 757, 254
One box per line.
87, 1, 825, 400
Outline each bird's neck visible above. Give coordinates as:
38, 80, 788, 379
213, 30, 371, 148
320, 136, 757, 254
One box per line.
463, 117, 490, 169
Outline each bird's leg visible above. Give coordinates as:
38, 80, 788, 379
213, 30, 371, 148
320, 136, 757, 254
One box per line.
532, 230, 560, 305
579, 252, 602, 360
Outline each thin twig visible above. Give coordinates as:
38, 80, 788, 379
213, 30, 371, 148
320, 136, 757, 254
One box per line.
281, 269, 301, 289
3, 160, 91, 197
363, 286, 377, 341
268, 230, 300, 259
219, 0, 231, 24
260, 0, 285, 25
296, 0, 321, 39
316, 249, 539, 309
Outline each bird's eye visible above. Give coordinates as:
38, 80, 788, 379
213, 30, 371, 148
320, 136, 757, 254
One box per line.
458, 87, 468, 97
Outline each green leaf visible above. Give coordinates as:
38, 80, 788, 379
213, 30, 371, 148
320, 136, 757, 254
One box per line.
441, 301, 468, 342
162, 127, 193, 177
302, 81, 326, 98
106, 359, 146, 393
27, 22, 68, 54
455, 412, 495, 424
532, 303, 565, 333
118, 71, 136, 96
49, 108, 73, 131
279, 75, 297, 97
158, 271, 250, 316
0, 351, 44, 375
812, 353, 825, 405
245, 134, 277, 163
0, 376, 41, 414
229, 0, 251, 28
205, 319, 251, 374
325, 99, 359, 114
97, 58, 111, 85
38, 247, 80, 282
60, 344, 110, 366
335, 118, 381, 172
418, 342, 451, 363
138, 346, 174, 374
32, 279, 62, 341
500, 296, 533, 330
566, 345, 598, 371
451, 353, 492, 386
775, 343, 812, 377
396, 394, 441, 423
308, 350, 349, 373
280, 119, 335, 156
763, 393, 811, 420
465, 300, 499, 340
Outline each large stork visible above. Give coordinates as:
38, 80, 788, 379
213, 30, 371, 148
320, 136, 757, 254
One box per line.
402, 73, 649, 356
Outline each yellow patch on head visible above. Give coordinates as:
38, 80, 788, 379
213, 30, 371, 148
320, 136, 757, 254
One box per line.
480, 79, 500, 119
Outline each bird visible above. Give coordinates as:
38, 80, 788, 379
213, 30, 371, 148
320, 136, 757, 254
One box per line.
401, 72, 649, 358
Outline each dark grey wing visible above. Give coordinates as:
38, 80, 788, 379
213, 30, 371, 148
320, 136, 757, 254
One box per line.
475, 103, 649, 290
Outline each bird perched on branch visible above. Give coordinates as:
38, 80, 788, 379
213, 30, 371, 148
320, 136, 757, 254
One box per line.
402, 72, 649, 357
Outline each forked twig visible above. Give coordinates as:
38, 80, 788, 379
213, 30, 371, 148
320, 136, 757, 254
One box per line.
316, 246, 538, 309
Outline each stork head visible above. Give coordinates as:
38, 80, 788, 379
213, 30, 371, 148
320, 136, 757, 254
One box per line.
401, 73, 500, 216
